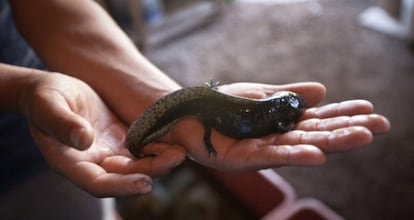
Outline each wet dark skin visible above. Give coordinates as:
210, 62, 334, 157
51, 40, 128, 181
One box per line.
127, 83, 306, 158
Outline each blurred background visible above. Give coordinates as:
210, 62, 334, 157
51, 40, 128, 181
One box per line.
100, 0, 414, 219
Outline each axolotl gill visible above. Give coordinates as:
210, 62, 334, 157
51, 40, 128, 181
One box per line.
127, 84, 306, 158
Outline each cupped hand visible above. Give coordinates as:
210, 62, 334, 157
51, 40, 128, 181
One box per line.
19, 73, 185, 197
143, 82, 390, 171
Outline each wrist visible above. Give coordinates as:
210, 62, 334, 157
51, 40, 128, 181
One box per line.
17, 73, 42, 117
0, 63, 44, 114
84, 60, 182, 123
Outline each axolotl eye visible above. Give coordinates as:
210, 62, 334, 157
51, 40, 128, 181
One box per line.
287, 94, 306, 109
270, 91, 306, 110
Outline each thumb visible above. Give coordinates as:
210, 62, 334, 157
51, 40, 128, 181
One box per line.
28, 94, 95, 150
66, 115, 95, 150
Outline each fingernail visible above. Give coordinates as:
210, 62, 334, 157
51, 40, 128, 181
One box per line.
172, 153, 186, 167
135, 178, 153, 194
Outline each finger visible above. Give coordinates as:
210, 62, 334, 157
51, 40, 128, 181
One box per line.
273, 126, 373, 152
30, 129, 153, 197
303, 100, 374, 119
72, 161, 153, 197
238, 144, 326, 170
271, 82, 327, 107
297, 114, 391, 134
220, 82, 326, 107
102, 143, 186, 177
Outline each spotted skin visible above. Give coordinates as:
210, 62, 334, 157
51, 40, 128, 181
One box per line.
127, 86, 306, 158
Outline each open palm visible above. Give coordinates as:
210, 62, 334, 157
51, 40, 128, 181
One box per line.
21, 73, 185, 197
142, 82, 390, 171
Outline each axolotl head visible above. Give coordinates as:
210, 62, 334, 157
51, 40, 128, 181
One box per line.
267, 91, 306, 132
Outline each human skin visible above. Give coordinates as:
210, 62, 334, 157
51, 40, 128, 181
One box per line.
1, 0, 390, 197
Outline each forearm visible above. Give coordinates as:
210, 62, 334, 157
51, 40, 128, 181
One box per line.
10, 0, 180, 122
